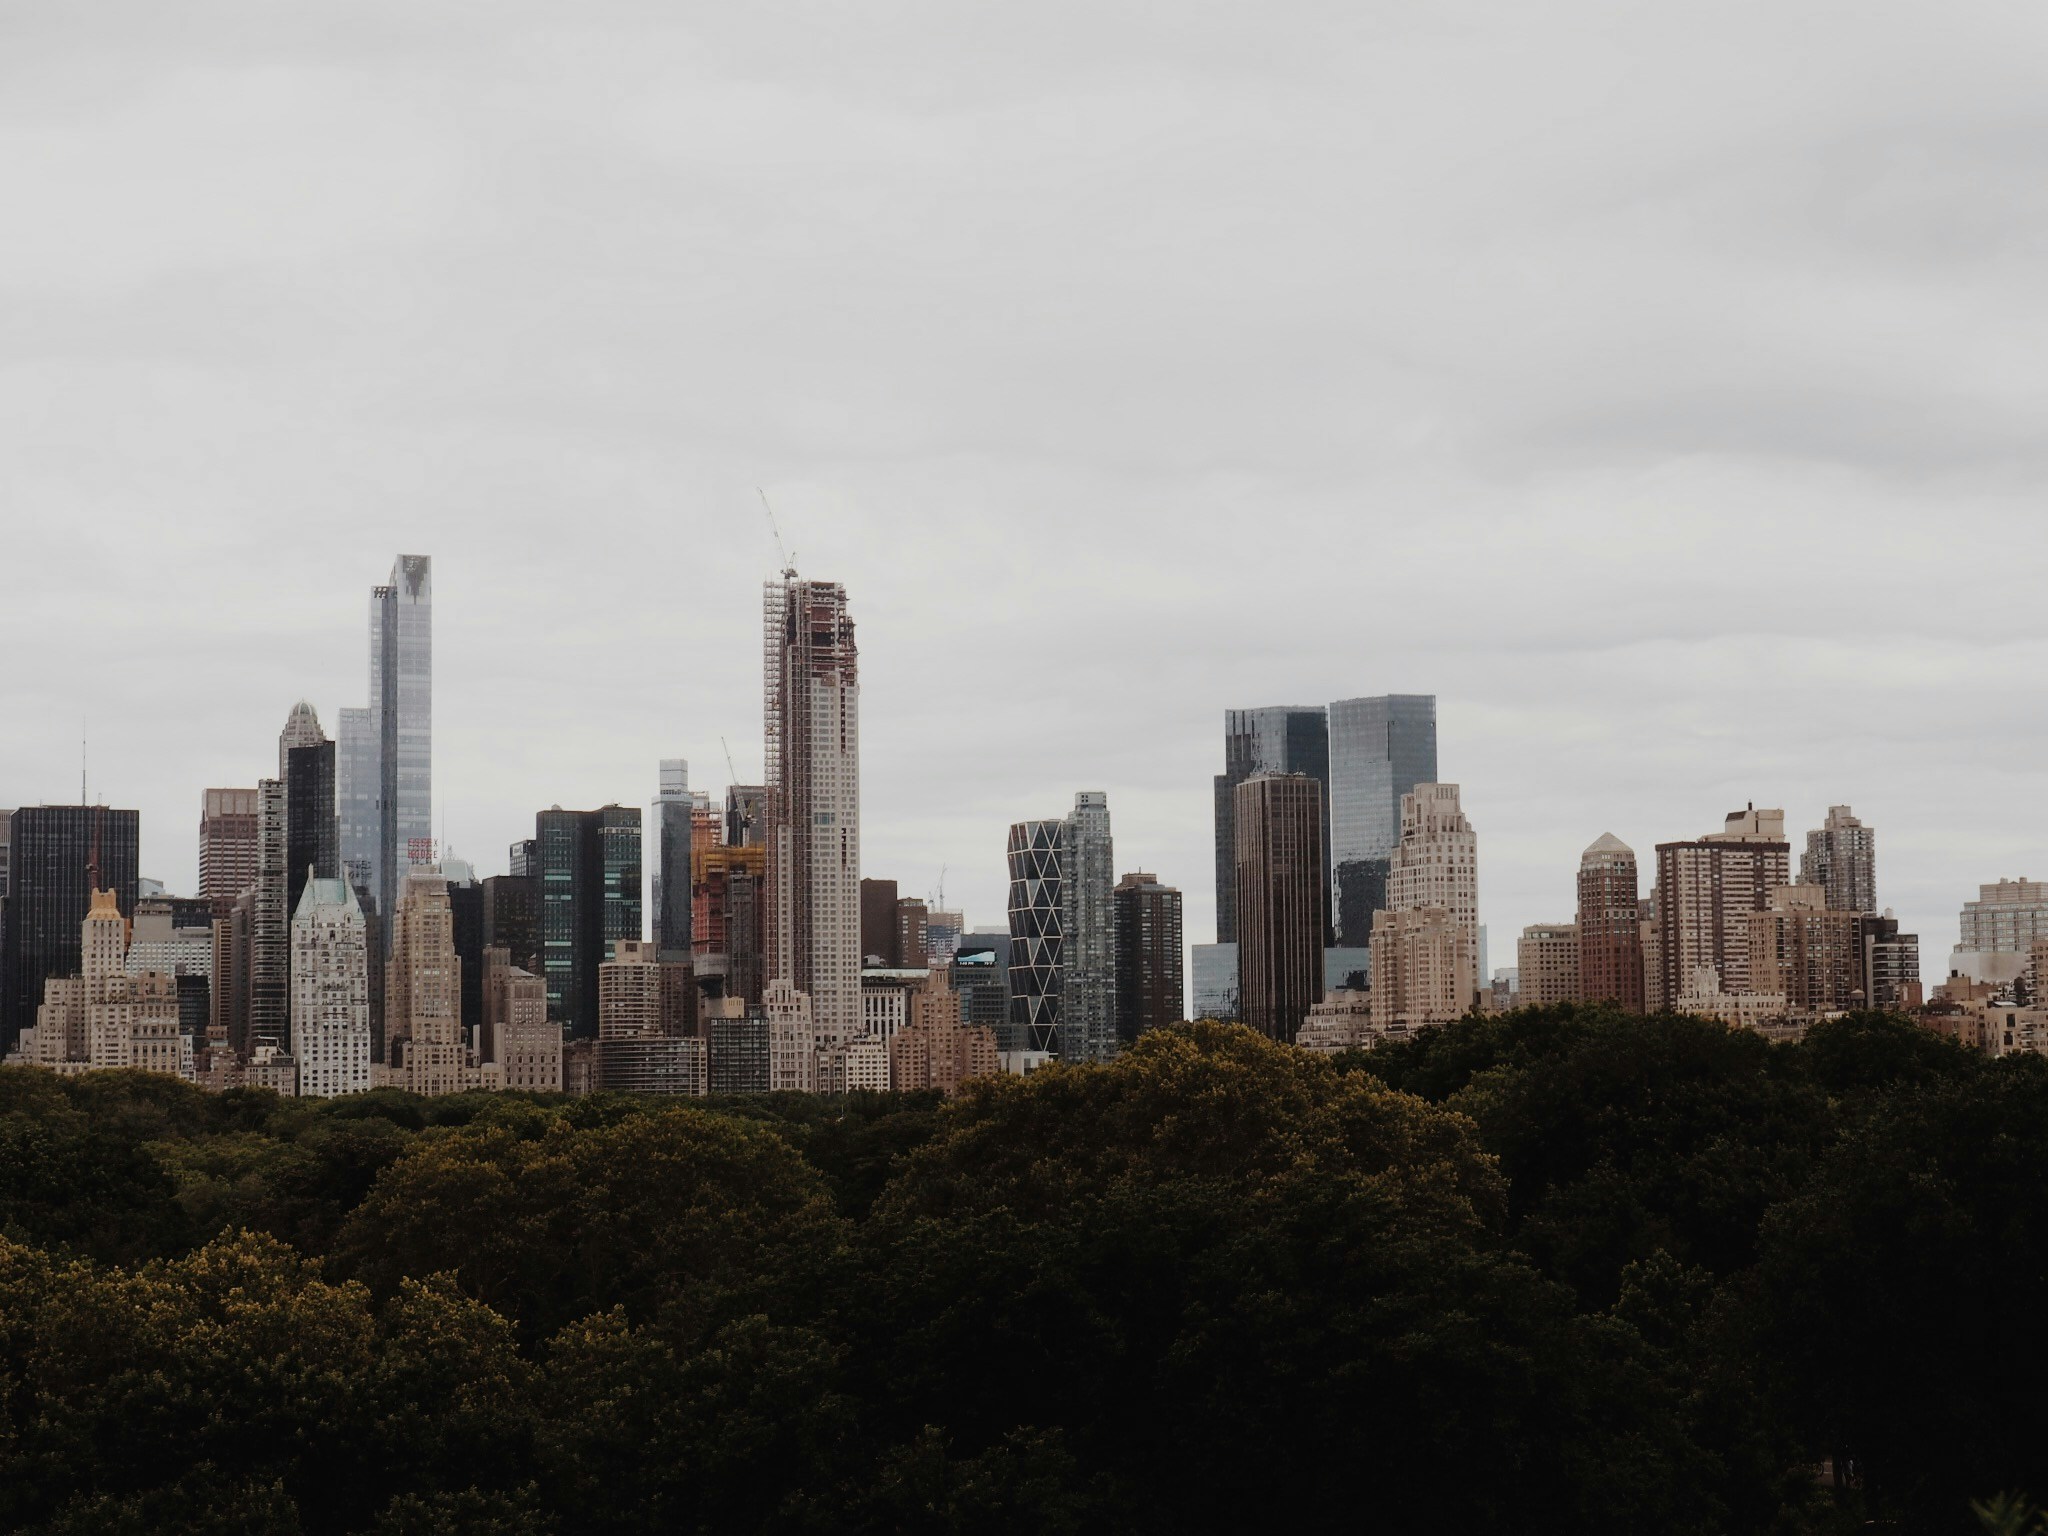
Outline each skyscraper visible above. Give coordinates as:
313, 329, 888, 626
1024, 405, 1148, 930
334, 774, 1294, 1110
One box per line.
1386, 785, 1479, 1002
1006, 818, 1066, 1055
1326, 695, 1437, 947
1800, 805, 1876, 914
249, 777, 289, 1053
1062, 792, 1117, 1063
1213, 707, 1327, 945
290, 876, 370, 1099
537, 805, 642, 1038
654, 759, 693, 960
369, 555, 432, 943
198, 788, 259, 921
1577, 833, 1645, 1013
386, 869, 463, 1096
1113, 872, 1184, 1043
282, 704, 338, 920
1234, 773, 1325, 1044
1004, 793, 1117, 1061
763, 577, 860, 1045
1, 805, 140, 1055
1654, 807, 1792, 1002
335, 708, 377, 897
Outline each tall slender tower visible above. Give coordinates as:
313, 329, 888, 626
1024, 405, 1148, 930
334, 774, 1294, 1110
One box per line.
654, 759, 693, 960
249, 777, 289, 1053
1062, 792, 1117, 1062
763, 577, 860, 1045
369, 556, 432, 945
1006, 818, 1066, 1055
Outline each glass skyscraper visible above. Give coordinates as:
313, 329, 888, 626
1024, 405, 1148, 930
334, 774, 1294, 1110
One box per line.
654, 759, 693, 960
1326, 695, 1436, 948
370, 555, 432, 945
537, 804, 643, 1039
1213, 707, 1328, 945
0, 805, 140, 1054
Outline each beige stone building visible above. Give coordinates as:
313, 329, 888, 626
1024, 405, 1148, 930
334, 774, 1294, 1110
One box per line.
1369, 906, 1475, 1031
765, 979, 817, 1092
1296, 989, 1373, 1053
1516, 922, 1580, 1008
485, 947, 561, 1093
1674, 967, 1789, 1033
889, 1011, 1000, 1096
1385, 784, 1480, 1010
386, 871, 466, 1097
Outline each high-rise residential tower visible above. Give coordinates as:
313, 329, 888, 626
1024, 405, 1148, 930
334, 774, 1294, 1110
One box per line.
1577, 834, 1645, 1013
1517, 923, 1580, 1007
290, 876, 370, 1098
198, 788, 260, 921
368, 556, 432, 945
1234, 773, 1326, 1044
1, 806, 140, 1055
763, 577, 860, 1045
1326, 695, 1437, 948
1386, 785, 1479, 998
250, 778, 289, 1053
537, 805, 643, 1039
1800, 805, 1876, 915
1113, 872, 1184, 1043
1062, 793, 1117, 1063
1653, 807, 1792, 1002
654, 759, 693, 961
1214, 708, 1328, 945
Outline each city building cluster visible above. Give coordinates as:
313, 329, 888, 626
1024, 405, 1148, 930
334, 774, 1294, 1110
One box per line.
3, 556, 2044, 1099
0, 556, 1164, 1099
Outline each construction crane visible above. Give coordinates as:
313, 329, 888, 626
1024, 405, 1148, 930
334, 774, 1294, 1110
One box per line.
758, 488, 797, 579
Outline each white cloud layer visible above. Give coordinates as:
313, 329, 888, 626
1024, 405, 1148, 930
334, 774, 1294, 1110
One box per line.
5, 0, 2047, 972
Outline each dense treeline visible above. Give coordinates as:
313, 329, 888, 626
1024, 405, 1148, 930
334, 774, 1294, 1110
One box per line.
0, 1011, 2043, 1533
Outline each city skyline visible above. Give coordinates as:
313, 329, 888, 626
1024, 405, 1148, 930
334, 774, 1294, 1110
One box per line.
0, 544, 2023, 1000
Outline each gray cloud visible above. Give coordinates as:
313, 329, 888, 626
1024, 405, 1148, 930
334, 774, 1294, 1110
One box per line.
5, 0, 2048, 977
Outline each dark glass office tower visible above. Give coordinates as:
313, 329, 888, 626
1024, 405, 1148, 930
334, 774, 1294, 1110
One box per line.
481, 873, 540, 975
1213, 708, 1328, 945
1326, 695, 1437, 948
446, 873, 485, 1047
285, 739, 339, 920
725, 786, 767, 847
537, 805, 642, 1038
0, 805, 140, 1053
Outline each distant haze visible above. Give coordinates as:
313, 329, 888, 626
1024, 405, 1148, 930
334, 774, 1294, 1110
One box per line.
5, 2, 2046, 973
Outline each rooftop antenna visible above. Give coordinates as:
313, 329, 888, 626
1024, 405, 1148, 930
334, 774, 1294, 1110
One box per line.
81, 716, 87, 806
757, 488, 797, 579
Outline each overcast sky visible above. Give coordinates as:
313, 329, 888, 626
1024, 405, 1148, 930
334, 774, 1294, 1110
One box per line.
6, 1, 2047, 979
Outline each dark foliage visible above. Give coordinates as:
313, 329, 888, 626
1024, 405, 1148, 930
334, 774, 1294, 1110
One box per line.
0, 1013, 2041, 1533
